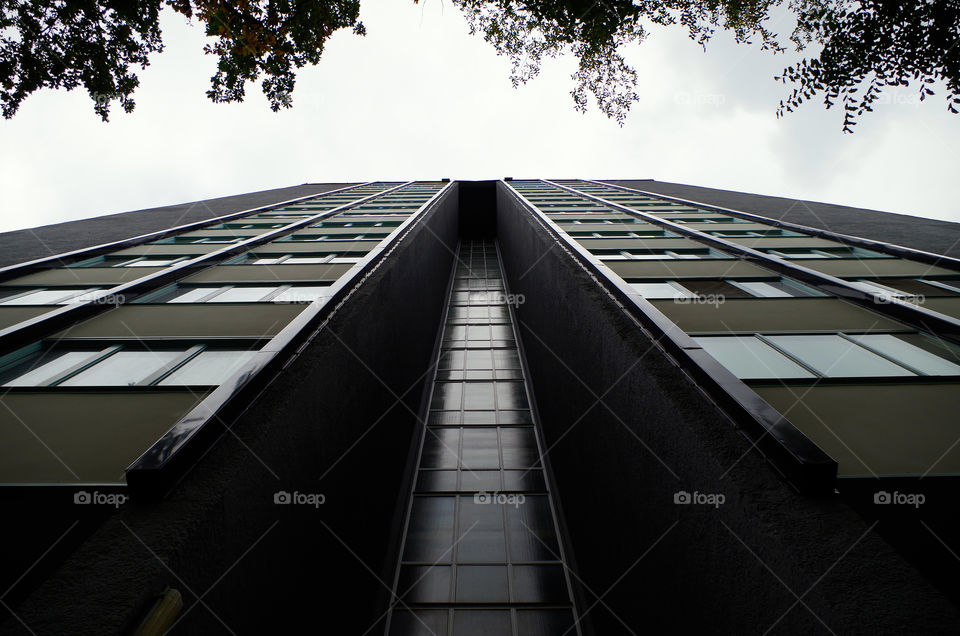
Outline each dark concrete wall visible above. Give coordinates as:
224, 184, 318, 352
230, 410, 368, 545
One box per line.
496, 183, 960, 635
0, 187, 459, 635
603, 179, 960, 259
0, 183, 356, 268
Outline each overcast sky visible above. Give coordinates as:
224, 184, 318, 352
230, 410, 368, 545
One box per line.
1, 0, 958, 234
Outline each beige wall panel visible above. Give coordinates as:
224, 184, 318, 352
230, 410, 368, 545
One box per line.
0, 267, 168, 286
0, 391, 207, 483
725, 237, 840, 249
799, 259, 957, 277
920, 297, 960, 319
253, 240, 380, 253
754, 384, 960, 477
651, 297, 906, 333
0, 306, 53, 329
182, 263, 352, 283
606, 259, 769, 279
52, 303, 306, 339
575, 238, 704, 251
112, 245, 222, 256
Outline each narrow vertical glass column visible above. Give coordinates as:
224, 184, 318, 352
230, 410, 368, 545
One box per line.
386, 240, 581, 636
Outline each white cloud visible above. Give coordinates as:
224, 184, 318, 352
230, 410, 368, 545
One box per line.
0, 0, 957, 233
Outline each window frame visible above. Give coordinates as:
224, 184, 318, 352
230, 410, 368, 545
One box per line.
0, 342, 263, 388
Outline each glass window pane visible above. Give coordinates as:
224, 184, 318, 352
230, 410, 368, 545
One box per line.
270, 286, 329, 303
669, 251, 703, 260
403, 496, 455, 562
159, 350, 258, 386
61, 350, 183, 386
451, 610, 511, 636
737, 281, 795, 298
847, 335, 960, 376
285, 256, 330, 264
461, 429, 500, 469
629, 282, 694, 299
695, 336, 815, 379
516, 609, 577, 636
125, 258, 181, 267
60, 288, 104, 304
3, 351, 97, 386
0, 289, 84, 305
463, 383, 496, 410
506, 496, 560, 561
456, 566, 509, 602
766, 335, 914, 377
512, 564, 569, 603
168, 287, 223, 303
206, 287, 276, 303
457, 497, 507, 562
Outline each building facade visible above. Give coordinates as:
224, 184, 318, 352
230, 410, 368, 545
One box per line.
0, 180, 958, 634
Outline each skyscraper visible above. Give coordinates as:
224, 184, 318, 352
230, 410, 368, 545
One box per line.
1, 179, 958, 634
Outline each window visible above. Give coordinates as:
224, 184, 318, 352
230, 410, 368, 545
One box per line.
695, 333, 960, 380
596, 248, 724, 261
227, 253, 364, 266
623, 278, 823, 300
59, 350, 185, 386
731, 279, 823, 298
0, 287, 103, 305
0, 344, 259, 387
567, 230, 673, 238
705, 229, 803, 238
846, 334, 960, 375
3, 351, 100, 386
761, 247, 889, 259
666, 216, 748, 224
69, 255, 192, 268
220, 222, 286, 230
142, 284, 330, 304
269, 286, 330, 303
695, 336, 815, 380
152, 236, 249, 245
157, 350, 258, 386
764, 335, 912, 377
629, 282, 695, 299
277, 233, 388, 243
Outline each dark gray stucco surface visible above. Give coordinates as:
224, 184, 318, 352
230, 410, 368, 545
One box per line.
0, 187, 459, 635
496, 182, 960, 635
603, 179, 960, 259
0, 183, 357, 268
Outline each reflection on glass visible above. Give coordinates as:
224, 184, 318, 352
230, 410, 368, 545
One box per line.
847, 335, 960, 376
159, 350, 257, 386
0, 289, 93, 305
2, 351, 96, 387
695, 336, 815, 380
271, 286, 328, 303
60, 351, 182, 386
168, 287, 220, 303
766, 335, 913, 377
206, 287, 276, 303
630, 282, 694, 299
